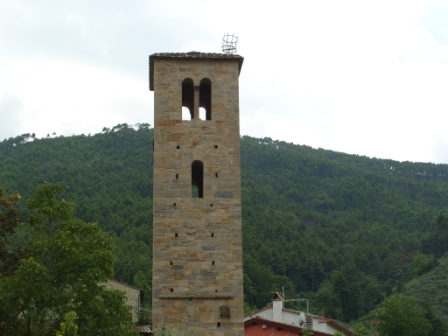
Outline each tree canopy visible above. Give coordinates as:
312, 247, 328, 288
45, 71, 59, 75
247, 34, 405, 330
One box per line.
0, 185, 22, 274
0, 182, 137, 336
377, 295, 432, 336
2, 124, 448, 324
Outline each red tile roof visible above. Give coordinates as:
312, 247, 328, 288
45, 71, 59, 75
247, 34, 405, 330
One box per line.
245, 304, 355, 336
245, 316, 333, 336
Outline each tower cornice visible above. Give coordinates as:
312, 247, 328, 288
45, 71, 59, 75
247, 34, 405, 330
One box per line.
149, 52, 244, 91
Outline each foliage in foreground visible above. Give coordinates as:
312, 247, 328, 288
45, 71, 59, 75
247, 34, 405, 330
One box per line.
398, 255, 448, 335
0, 183, 137, 336
377, 295, 432, 336
55, 311, 78, 336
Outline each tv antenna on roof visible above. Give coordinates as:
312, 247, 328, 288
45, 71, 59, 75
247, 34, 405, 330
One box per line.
221, 33, 238, 54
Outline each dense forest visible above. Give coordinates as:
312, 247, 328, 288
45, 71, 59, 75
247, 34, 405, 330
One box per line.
1, 123, 448, 327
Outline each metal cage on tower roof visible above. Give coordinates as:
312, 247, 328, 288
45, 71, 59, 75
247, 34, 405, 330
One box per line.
221, 33, 238, 54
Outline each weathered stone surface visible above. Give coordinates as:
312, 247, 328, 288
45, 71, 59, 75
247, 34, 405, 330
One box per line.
151, 53, 244, 336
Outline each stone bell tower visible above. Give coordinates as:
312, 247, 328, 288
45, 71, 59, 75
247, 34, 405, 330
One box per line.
149, 52, 244, 335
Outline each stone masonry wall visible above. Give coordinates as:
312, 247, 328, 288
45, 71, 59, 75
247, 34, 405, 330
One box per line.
152, 56, 244, 335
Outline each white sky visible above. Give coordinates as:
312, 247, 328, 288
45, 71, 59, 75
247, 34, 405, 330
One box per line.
1, 0, 448, 163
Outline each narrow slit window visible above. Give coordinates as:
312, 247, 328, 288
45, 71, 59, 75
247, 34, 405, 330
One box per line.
191, 160, 204, 198
199, 78, 212, 120
182, 78, 194, 120
176, 174, 179, 179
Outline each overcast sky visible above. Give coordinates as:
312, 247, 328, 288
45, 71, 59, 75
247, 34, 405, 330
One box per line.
1, 0, 448, 163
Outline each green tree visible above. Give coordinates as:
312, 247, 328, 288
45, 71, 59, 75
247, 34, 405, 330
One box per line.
432, 210, 448, 258
0, 185, 22, 274
0, 185, 24, 329
301, 328, 314, 336
354, 324, 369, 336
422, 303, 448, 336
377, 295, 432, 336
55, 311, 78, 336
0, 183, 137, 336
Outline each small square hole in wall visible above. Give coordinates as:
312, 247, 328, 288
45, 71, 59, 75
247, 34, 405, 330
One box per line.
210, 204, 213, 207
175, 233, 178, 237
212, 261, 215, 265
214, 145, 218, 149
169, 260, 173, 265
215, 289, 218, 293
173, 203, 176, 207
211, 232, 214, 237
217, 322, 221, 327
215, 172, 218, 178
176, 145, 180, 149
170, 288, 174, 292
176, 174, 179, 179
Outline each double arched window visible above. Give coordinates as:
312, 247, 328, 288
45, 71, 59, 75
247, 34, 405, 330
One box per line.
181, 78, 212, 120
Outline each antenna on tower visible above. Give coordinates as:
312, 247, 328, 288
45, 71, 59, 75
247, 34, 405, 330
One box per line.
221, 33, 238, 54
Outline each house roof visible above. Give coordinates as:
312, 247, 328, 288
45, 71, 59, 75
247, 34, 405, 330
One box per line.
245, 316, 333, 336
105, 279, 143, 292
148, 51, 244, 90
244, 303, 304, 319
104, 279, 145, 304
314, 316, 354, 336
245, 303, 355, 336
244, 303, 274, 318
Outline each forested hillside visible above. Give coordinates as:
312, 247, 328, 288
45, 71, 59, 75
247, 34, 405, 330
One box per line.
1, 123, 448, 324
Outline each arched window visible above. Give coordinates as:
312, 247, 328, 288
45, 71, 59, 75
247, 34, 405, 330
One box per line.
199, 78, 212, 120
191, 160, 204, 198
182, 78, 194, 120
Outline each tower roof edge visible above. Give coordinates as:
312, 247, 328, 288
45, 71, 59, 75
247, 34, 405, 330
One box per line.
149, 52, 244, 91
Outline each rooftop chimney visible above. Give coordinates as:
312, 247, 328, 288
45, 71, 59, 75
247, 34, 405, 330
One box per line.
272, 292, 283, 323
